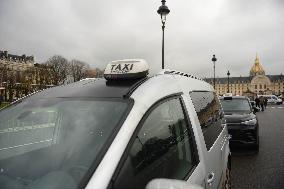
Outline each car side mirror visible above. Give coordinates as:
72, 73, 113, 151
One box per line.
146, 179, 204, 189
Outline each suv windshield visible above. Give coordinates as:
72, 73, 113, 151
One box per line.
0, 97, 131, 189
220, 98, 251, 113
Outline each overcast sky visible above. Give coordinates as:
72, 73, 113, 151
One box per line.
0, 0, 284, 78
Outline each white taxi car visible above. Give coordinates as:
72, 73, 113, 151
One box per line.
0, 59, 230, 189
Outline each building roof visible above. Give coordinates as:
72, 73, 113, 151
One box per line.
266, 74, 284, 82
205, 76, 252, 84
0, 50, 34, 63
205, 74, 284, 84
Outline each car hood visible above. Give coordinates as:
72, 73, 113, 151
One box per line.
224, 112, 255, 123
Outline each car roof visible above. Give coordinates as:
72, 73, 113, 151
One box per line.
27, 78, 147, 99
131, 72, 213, 102
22, 70, 212, 101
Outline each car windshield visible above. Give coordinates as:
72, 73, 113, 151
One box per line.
220, 98, 251, 113
0, 97, 131, 189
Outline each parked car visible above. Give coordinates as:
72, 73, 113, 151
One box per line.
257, 94, 283, 105
220, 96, 259, 151
0, 59, 230, 189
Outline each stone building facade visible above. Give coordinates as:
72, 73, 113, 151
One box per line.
206, 55, 284, 97
0, 50, 53, 101
0, 50, 34, 69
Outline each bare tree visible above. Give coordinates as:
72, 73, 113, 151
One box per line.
7, 70, 16, 101
69, 59, 90, 82
34, 63, 54, 88
95, 68, 103, 78
0, 64, 7, 83
0, 65, 8, 100
45, 55, 69, 85
85, 68, 103, 78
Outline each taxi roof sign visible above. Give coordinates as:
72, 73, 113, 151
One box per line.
104, 59, 149, 80
223, 93, 233, 97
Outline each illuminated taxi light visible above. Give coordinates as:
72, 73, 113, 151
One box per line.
104, 59, 149, 80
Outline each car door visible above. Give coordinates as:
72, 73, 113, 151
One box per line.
189, 91, 228, 189
109, 95, 200, 189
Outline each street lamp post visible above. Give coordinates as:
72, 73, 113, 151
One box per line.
211, 55, 217, 89
2, 82, 7, 102
227, 70, 230, 93
157, 0, 170, 69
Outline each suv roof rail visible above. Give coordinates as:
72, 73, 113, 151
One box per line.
159, 69, 203, 81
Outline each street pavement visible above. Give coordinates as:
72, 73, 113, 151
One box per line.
231, 104, 284, 189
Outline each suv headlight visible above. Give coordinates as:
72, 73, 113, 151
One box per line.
241, 118, 257, 125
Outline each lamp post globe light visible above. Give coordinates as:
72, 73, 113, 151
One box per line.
157, 0, 170, 69
227, 70, 230, 93
211, 54, 217, 89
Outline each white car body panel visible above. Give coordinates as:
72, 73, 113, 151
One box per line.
86, 73, 230, 189
258, 94, 283, 104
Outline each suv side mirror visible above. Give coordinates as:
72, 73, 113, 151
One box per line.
146, 179, 204, 189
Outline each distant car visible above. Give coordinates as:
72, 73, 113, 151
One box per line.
0, 59, 230, 189
220, 96, 259, 151
258, 94, 283, 105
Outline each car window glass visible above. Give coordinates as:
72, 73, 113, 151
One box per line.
0, 98, 131, 189
189, 92, 223, 150
220, 99, 251, 112
113, 97, 198, 189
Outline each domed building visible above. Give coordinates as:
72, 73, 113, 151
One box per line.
250, 55, 265, 76
206, 55, 284, 98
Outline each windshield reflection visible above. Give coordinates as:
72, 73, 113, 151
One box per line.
0, 98, 130, 189
220, 99, 251, 112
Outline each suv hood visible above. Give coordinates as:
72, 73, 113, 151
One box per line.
224, 112, 255, 123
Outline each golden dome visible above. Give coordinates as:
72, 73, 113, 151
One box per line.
250, 54, 265, 76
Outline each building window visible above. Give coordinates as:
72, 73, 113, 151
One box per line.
255, 85, 257, 89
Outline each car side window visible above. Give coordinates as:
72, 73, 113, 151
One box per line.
112, 97, 199, 189
189, 92, 223, 150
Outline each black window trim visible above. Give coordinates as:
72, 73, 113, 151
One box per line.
179, 96, 200, 180
108, 93, 199, 188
